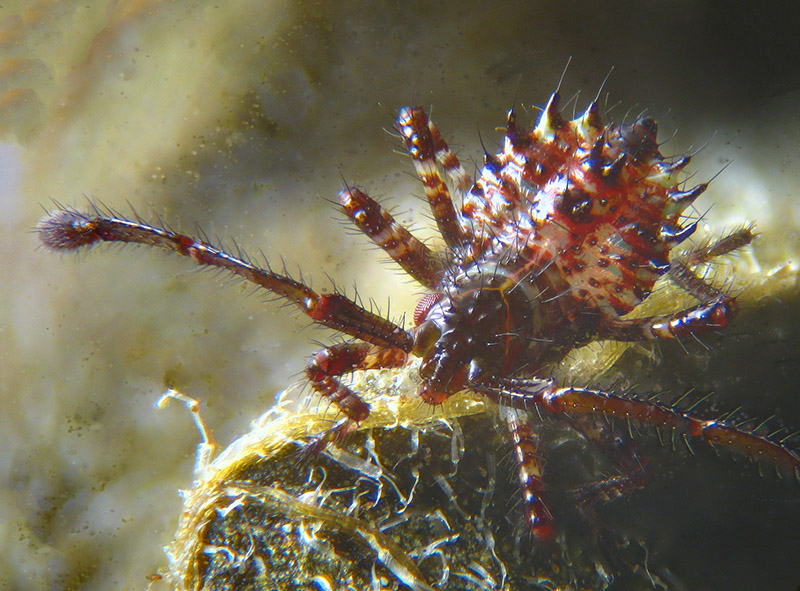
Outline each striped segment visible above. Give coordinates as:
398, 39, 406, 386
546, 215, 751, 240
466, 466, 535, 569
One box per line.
306, 342, 408, 422
500, 405, 555, 543
426, 116, 472, 193
397, 106, 467, 249
339, 187, 442, 289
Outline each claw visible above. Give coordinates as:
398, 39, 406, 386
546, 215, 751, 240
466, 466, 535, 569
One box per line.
298, 418, 358, 463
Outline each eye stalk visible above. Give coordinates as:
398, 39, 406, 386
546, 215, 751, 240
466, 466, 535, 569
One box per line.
411, 319, 440, 357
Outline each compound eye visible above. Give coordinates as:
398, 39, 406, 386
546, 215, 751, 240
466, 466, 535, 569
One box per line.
414, 292, 444, 325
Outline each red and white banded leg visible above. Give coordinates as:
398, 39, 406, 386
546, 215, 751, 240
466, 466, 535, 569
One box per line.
303, 341, 409, 454
500, 405, 555, 543
339, 186, 443, 289
396, 106, 469, 249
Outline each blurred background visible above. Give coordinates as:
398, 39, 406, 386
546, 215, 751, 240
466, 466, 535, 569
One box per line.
1, 1, 799, 589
